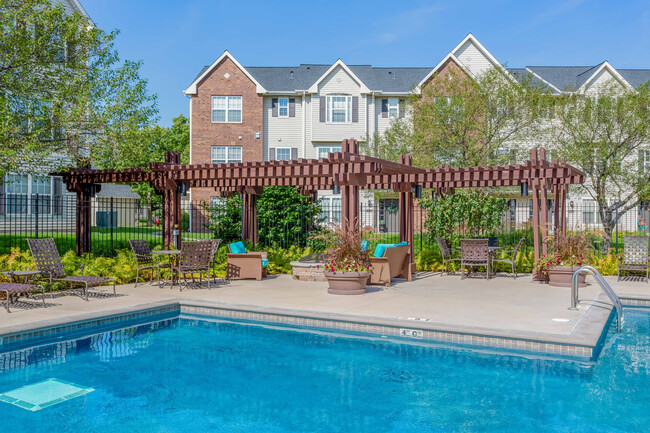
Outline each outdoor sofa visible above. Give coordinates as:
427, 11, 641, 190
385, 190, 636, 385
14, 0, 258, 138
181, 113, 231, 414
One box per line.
226, 241, 268, 281
368, 242, 411, 287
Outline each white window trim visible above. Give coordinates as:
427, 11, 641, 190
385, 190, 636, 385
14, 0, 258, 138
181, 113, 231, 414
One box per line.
317, 146, 343, 158
278, 97, 289, 118
643, 149, 650, 173
275, 147, 292, 161
211, 96, 242, 124
211, 146, 243, 164
326, 95, 352, 124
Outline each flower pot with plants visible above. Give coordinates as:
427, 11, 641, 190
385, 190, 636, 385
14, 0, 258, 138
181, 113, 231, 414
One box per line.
534, 231, 593, 288
312, 220, 373, 295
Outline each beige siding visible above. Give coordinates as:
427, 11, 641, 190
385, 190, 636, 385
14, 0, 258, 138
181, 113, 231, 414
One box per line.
454, 40, 496, 76
312, 67, 367, 142
584, 68, 625, 95
263, 96, 303, 160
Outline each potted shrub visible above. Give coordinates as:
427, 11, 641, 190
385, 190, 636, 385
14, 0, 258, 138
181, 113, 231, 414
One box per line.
313, 220, 372, 295
534, 231, 593, 287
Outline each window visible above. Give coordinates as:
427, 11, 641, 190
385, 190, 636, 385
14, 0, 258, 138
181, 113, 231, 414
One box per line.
275, 147, 291, 161
317, 146, 343, 159
31, 176, 51, 214
387, 98, 399, 118
582, 199, 601, 225
211, 96, 242, 123
434, 96, 464, 123
278, 97, 289, 118
326, 95, 351, 123
643, 150, 650, 174
6, 175, 28, 215
211, 146, 242, 164
319, 197, 342, 224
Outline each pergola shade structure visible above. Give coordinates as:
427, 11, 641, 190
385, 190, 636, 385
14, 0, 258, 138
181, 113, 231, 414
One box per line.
56, 140, 584, 278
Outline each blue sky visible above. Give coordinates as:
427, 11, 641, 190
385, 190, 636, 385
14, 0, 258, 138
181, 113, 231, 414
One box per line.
82, 0, 650, 126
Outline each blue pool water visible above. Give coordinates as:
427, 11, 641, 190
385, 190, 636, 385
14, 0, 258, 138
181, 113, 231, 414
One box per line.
0, 310, 648, 432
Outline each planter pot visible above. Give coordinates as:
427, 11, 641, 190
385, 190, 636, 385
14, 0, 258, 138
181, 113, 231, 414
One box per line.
324, 271, 371, 295
547, 266, 587, 288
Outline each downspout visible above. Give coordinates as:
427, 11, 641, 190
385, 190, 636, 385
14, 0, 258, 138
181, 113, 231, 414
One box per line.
302, 91, 306, 158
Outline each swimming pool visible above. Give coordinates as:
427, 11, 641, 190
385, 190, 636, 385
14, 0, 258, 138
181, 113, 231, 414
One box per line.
0, 309, 648, 432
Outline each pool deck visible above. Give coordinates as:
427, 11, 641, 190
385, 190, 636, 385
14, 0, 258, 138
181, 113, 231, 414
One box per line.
1, 272, 649, 360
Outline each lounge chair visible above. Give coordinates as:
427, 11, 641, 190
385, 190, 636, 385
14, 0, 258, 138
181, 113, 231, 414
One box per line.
27, 238, 116, 301
129, 239, 170, 287
436, 237, 460, 276
171, 240, 213, 290
368, 242, 411, 287
226, 241, 268, 280
491, 238, 525, 279
460, 238, 491, 279
618, 235, 649, 282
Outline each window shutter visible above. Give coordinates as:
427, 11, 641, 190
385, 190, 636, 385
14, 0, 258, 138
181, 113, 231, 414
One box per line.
352, 96, 359, 123
381, 99, 388, 118
53, 178, 63, 215
639, 150, 646, 174
319, 96, 326, 122
269, 148, 276, 161
272, 98, 278, 117
291, 148, 298, 160
289, 98, 295, 117
399, 99, 405, 118
0, 179, 4, 216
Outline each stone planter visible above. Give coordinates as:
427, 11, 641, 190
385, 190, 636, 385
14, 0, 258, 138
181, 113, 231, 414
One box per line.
324, 271, 371, 295
548, 266, 587, 288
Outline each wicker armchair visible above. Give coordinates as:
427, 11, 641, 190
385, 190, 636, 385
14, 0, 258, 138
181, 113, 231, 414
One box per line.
171, 240, 213, 291
226, 241, 268, 281
460, 238, 491, 279
436, 237, 460, 276
368, 244, 411, 287
492, 238, 525, 279
618, 235, 649, 282
129, 239, 170, 287
27, 238, 116, 300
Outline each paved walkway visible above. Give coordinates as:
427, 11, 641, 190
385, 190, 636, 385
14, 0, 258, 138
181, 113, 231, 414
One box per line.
1, 272, 647, 344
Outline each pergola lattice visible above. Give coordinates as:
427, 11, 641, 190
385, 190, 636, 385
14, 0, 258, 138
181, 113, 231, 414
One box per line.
56, 140, 584, 276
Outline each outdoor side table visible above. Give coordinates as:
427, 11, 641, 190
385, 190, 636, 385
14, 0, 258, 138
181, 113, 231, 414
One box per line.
152, 250, 181, 287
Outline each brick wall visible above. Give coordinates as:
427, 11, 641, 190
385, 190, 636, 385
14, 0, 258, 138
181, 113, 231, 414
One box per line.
190, 57, 264, 204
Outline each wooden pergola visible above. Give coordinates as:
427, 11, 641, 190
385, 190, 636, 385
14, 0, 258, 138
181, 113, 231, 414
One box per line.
56, 140, 584, 277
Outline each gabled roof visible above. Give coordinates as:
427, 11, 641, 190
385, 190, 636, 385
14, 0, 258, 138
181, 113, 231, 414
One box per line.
525, 62, 644, 93
576, 61, 633, 92
184, 51, 267, 95
307, 59, 371, 93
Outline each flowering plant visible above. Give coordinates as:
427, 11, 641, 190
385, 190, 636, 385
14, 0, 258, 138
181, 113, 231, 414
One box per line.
311, 219, 373, 274
534, 230, 594, 278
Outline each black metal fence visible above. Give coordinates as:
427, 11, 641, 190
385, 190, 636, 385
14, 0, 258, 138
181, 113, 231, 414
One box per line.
0, 195, 647, 257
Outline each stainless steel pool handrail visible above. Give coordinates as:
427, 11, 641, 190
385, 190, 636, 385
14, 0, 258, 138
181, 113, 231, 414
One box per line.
570, 265, 623, 332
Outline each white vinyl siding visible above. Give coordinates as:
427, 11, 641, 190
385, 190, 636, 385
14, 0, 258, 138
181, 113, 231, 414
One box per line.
312, 66, 366, 142
263, 96, 303, 160
453, 39, 496, 76
211, 96, 242, 123
211, 146, 242, 164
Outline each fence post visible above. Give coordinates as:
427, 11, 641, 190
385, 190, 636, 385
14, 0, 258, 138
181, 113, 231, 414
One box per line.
34, 193, 39, 239
110, 196, 114, 255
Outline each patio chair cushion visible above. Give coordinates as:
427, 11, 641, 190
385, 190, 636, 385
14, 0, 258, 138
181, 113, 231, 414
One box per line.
360, 240, 369, 252
373, 242, 408, 258
261, 258, 269, 267
229, 241, 247, 254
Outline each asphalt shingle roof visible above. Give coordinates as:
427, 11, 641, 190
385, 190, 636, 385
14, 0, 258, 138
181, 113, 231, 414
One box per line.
96, 184, 140, 199
189, 59, 650, 94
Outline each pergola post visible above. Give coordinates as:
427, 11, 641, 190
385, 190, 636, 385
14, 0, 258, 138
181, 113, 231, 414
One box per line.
559, 184, 567, 234
240, 186, 262, 245
161, 152, 182, 250
75, 185, 92, 255
396, 155, 415, 274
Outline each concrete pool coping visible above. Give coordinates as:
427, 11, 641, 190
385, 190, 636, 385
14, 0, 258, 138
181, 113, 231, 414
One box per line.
0, 273, 646, 360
